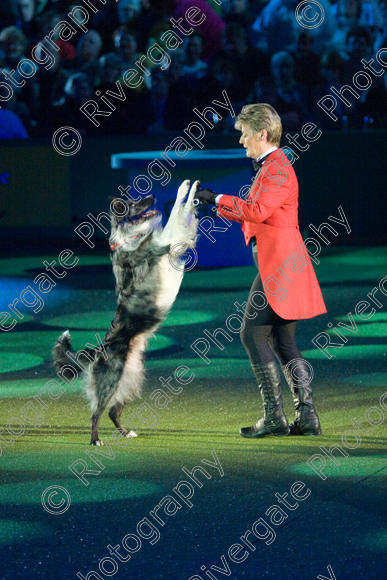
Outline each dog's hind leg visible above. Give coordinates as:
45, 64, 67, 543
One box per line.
90, 401, 107, 446
108, 402, 138, 439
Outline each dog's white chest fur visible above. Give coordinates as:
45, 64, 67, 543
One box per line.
155, 255, 184, 312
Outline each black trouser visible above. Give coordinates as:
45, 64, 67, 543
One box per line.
240, 243, 303, 365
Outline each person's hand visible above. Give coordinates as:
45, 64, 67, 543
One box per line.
194, 187, 217, 204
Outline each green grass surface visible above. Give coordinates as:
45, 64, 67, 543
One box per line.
0, 246, 386, 580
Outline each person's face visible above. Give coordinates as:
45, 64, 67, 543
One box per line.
151, 74, 169, 98
18, 0, 35, 22
214, 65, 234, 88
347, 35, 369, 58
231, 0, 247, 13
239, 124, 269, 159
337, 0, 359, 26
187, 36, 202, 58
119, 33, 137, 60
273, 58, 294, 85
78, 32, 102, 61
73, 78, 93, 103
223, 33, 239, 57
118, 1, 139, 24
298, 35, 311, 54
3, 37, 25, 61
102, 61, 122, 83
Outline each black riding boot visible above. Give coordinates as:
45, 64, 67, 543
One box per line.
240, 361, 289, 438
281, 360, 321, 436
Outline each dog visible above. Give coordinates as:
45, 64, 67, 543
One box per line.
53, 179, 199, 445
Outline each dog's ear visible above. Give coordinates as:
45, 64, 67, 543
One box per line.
109, 197, 128, 216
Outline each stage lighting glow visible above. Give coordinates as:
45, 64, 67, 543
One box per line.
0, 378, 51, 399
0, 352, 43, 374
0, 520, 51, 546
302, 344, 387, 359
324, 247, 386, 265
43, 309, 215, 329
0, 277, 70, 311
0, 479, 163, 506
327, 322, 387, 338
335, 312, 387, 322
147, 357, 252, 379
363, 529, 387, 552
289, 456, 387, 478
1, 330, 106, 354
344, 372, 387, 387
2, 327, 175, 353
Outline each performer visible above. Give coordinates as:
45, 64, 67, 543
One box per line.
195, 103, 326, 438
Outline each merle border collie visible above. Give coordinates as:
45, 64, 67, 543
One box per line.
53, 180, 199, 445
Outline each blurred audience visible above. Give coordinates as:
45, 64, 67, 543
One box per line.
0, 0, 384, 137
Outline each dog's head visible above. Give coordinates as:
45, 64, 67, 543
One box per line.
109, 194, 162, 251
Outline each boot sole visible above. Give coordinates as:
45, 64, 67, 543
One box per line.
240, 430, 290, 439
289, 430, 322, 436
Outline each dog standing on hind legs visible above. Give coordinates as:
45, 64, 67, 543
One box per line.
53, 180, 199, 445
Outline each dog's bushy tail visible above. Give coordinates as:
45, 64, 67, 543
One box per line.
52, 330, 96, 374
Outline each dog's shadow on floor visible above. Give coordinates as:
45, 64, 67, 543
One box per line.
25, 264, 115, 290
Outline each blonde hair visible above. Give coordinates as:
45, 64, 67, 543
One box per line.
0, 26, 28, 53
235, 103, 282, 146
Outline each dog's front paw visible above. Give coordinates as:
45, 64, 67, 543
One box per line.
186, 180, 201, 207
177, 180, 191, 201
90, 439, 104, 446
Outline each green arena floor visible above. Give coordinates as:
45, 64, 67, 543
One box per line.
0, 246, 386, 580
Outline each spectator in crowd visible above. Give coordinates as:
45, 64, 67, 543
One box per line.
113, 28, 140, 72
16, 0, 40, 43
0, 26, 39, 118
164, 49, 199, 129
329, 0, 362, 55
0, 1, 17, 28
36, 39, 69, 116
148, 69, 170, 133
291, 32, 322, 110
252, 0, 336, 54
321, 50, 346, 88
343, 26, 385, 127
149, 0, 225, 60
0, 105, 28, 138
270, 51, 309, 130
220, 22, 269, 99
223, 0, 251, 28
181, 35, 207, 79
38, 10, 76, 63
292, 32, 321, 88
0, 25, 28, 70
197, 58, 245, 126
117, 0, 142, 26
97, 52, 123, 93
73, 30, 103, 78
0, 0, 384, 135
44, 72, 99, 134
95, 51, 153, 135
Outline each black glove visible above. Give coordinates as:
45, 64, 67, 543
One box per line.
194, 187, 218, 205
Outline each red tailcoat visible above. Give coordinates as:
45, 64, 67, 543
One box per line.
217, 148, 327, 320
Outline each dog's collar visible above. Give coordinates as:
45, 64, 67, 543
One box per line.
110, 234, 147, 250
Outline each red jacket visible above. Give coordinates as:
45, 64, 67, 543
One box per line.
217, 148, 327, 320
